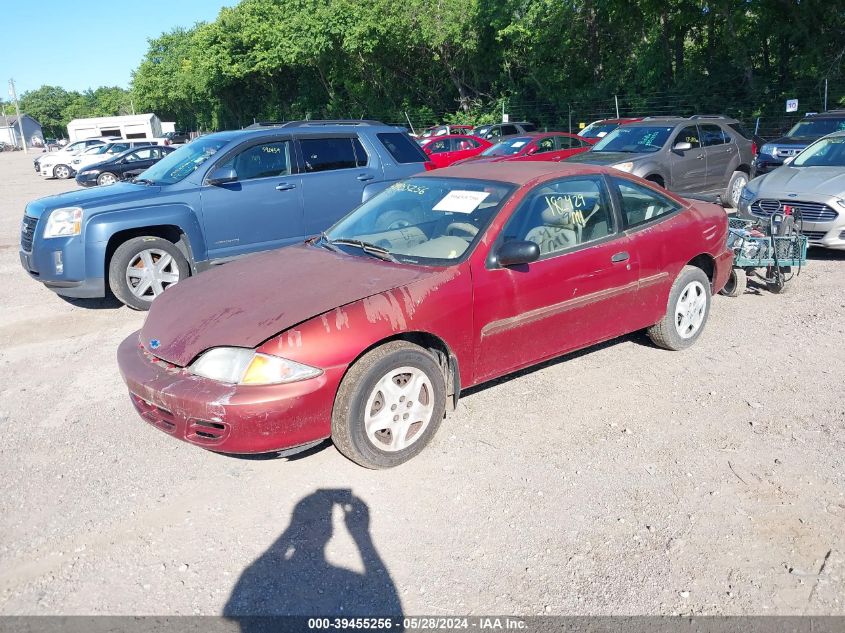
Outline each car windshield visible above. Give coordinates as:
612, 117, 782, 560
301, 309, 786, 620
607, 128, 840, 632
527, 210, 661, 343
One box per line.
323, 177, 514, 265
787, 118, 845, 138
481, 137, 532, 156
473, 125, 492, 137
792, 136, 845, 167
592, 126, 674, 153
579, 123, 619, 139
134, 137, 229, 185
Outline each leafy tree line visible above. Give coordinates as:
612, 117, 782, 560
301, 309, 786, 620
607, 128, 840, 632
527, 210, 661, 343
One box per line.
13, 0, 845, 135
12, 86, 133, 138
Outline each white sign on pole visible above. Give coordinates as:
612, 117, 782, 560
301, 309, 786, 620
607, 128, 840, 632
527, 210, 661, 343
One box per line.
786, 99, 798, 113
502, 113, 509, 123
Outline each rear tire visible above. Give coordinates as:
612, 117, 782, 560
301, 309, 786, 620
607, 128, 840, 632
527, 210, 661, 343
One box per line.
108, 236, 189, 310
332, 341, 446, 469
647, 266, 711, 351
726, 171, 749, 209
719, 268, 747, 297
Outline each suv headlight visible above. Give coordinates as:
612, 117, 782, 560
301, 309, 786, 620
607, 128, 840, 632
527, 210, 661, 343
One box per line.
613, 161, 634, 173
43, 207, 82, 238
189, 347, 322, 385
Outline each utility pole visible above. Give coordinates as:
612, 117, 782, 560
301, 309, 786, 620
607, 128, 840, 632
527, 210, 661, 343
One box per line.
824, 79, 828, 112
615, 95, 620, 119
8, 78, 27, 154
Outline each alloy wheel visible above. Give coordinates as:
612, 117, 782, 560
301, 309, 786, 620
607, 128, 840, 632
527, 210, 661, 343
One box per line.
674, 280, 707, 339
125, 248, 181, 300
364, 366, 434, 452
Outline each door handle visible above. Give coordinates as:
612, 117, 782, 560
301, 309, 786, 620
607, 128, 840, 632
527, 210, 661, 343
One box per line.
611, 251, 630, 263
275, 183, 296, 191
357, 174, 375, 182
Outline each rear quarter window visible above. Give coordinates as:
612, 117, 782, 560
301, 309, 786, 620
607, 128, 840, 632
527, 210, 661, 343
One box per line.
377, 132, 428, 163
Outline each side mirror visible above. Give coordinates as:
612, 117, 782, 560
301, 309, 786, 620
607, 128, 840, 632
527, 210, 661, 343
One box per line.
673, 142, 692, 152
497, 240, 540, 267
207, 166, 238, 185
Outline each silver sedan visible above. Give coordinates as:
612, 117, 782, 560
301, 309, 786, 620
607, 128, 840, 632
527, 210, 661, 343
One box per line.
738, 131, 845, 250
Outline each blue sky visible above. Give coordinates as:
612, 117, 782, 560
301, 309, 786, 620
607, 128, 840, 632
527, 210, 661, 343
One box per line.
1, 0, 236, 97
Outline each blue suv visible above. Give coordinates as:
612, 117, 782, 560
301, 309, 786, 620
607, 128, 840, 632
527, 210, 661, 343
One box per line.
20, 121, 432, 309
753, 110, 845, 176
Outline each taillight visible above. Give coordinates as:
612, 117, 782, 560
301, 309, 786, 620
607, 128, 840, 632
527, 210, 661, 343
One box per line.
424, 161, 437, 171
751, 141, 757, 156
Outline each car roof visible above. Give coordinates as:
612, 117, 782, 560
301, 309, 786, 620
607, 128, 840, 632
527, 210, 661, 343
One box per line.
198, 122, 406, 143
416, 161, 609, 185
807, 110, 845, 119
424, 134, 487, 140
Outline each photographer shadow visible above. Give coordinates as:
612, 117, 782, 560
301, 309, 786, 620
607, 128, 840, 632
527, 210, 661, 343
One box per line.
224, 489, 403, 630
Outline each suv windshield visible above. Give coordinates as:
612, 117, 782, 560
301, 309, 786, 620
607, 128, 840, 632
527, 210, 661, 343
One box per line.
324, 177, 514, 265
787, 118, 845, 138
481, 137, 532, 156
135, 137, 229, 185
793, 136, 845, 167
592, 126, 674, 153
579, 123, 618, 139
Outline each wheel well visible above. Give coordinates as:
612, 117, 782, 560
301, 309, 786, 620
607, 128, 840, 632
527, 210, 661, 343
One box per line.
735, 164, 751, 176
645, 175, 665, 188
687, 254, 716, 286
104, 225, 192, 287
354, 331, 461, 411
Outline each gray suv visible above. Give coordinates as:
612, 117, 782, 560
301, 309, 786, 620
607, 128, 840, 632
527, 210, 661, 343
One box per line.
567, 115, 755, 207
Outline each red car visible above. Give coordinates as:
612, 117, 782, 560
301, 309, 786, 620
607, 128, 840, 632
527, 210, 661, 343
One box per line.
419, 134, 493, 168
454, 132, 595, 165
118, 162, 732, 469
578, 117, 643, 140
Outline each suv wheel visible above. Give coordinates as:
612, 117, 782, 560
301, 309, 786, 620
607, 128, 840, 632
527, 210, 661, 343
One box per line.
109, 236, 190, 310
726, 171, 749, 208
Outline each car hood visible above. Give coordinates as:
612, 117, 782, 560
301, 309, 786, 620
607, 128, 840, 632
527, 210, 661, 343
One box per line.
24, 182, 162, 219
562, 151, 649, 165
140, 243, 436, 367
752, 166, 845, 198
763, 136, 816, 148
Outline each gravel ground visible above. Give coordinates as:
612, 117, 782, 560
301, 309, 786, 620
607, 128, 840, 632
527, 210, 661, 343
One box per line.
0, 149, 843, 617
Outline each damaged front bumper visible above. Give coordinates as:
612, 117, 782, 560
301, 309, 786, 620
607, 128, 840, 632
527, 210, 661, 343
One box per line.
117, 332, 343, 454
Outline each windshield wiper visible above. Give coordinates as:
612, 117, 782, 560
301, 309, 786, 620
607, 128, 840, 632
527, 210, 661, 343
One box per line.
330, 238, 398, 262
317, 232, 341, 253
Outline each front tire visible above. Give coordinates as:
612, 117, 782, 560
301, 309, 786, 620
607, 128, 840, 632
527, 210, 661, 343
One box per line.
108, 236, 189, 310
332, 341, 447, 469
53, 164, 71, 179
97, 172, 118, 186
647, 265, 711, 350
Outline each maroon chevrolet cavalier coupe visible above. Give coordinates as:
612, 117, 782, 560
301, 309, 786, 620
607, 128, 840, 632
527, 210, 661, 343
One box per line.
118, 162, 732, 468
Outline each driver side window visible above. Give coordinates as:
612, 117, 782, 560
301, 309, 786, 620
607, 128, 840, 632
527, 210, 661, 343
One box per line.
220, 141, 292, 181
675, 126, 701, 149
503, 177, 615, 258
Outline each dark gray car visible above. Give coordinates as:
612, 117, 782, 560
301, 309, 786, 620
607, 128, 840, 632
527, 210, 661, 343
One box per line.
566, 116, 755, 207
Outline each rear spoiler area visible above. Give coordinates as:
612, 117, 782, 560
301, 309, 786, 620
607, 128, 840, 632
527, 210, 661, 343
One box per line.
684, 193, 724, 206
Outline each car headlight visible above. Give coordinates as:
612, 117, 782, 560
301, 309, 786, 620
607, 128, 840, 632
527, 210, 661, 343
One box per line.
43, 207, 83, 238
613, 162, 634, 173
189, 347, 322, 385
739, 187, 756, 202
760, 144, 775, 156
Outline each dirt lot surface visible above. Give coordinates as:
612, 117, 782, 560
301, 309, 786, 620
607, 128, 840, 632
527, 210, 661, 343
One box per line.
0, 149, 843, 617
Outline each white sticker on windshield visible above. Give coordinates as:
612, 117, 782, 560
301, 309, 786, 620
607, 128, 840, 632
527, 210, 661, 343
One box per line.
511, 141, 527, 148
433, 190, 490, 214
